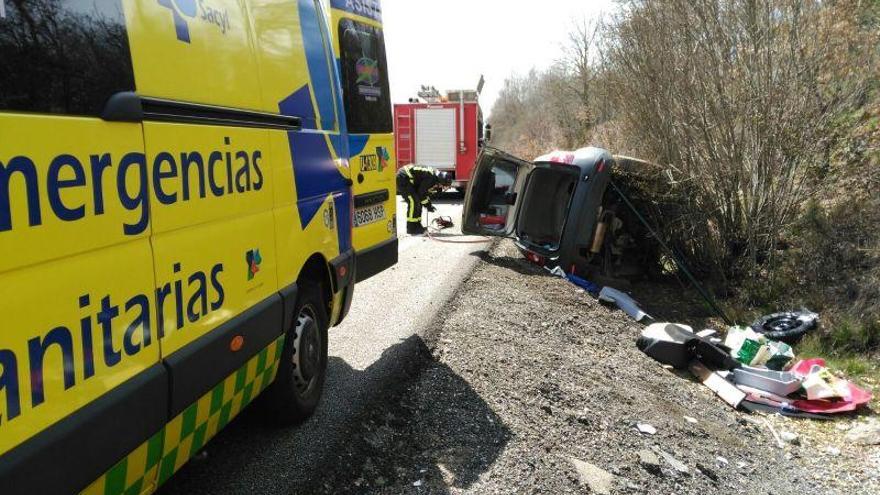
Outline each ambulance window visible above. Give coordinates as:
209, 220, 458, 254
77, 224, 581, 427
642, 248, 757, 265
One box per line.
338, 19, 393, 134
301, 0, 338, 131
0, 0, 135, 117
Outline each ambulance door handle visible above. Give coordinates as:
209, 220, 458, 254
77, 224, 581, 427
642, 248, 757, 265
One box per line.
102, 92, 302, 131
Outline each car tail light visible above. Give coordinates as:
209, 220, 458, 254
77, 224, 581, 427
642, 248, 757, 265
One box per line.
525, 252, 544, 265
597, 159, 605, 173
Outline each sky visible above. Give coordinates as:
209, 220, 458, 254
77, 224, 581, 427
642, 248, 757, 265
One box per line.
381, 0, 615, 117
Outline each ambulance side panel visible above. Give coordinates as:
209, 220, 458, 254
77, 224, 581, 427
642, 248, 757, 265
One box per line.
0, 2, 166, 494
250, 0, 355, 321
81, 1, 355, 492
2, 0, 360, 493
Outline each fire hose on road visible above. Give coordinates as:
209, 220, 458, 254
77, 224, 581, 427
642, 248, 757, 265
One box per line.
424, 213, 493, 244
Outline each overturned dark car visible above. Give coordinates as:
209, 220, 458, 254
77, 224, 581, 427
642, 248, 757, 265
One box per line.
462, 146, 656, 284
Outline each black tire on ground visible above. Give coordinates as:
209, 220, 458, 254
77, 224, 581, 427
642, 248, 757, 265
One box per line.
262, 281, 329, 424
750, 310, 819, 345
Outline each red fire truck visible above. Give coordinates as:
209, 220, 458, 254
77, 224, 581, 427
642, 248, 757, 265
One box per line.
393, 84, 488, 189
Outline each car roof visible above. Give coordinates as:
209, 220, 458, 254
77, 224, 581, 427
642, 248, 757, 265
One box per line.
533, 146, 613, 171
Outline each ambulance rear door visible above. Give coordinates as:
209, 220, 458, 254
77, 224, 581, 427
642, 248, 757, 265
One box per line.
330, 0, 398, 282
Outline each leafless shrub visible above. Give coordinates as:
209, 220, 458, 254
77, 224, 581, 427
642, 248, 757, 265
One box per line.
600, 0, 875, 286
489, 0, 878, 299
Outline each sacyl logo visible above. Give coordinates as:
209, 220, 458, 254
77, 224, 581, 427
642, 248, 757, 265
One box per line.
246, 249, 262, 280
376, 146, 390, 172
158, 0, 231, 43
158, 0, 198, 42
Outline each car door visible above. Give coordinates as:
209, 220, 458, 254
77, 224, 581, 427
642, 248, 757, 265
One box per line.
461, 147, 533, 237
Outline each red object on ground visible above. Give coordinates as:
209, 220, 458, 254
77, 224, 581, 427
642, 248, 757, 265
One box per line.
791, 384, 873, 414
789, 358, 874, 414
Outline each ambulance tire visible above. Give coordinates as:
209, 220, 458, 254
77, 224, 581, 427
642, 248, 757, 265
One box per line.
263, 281, 329, 424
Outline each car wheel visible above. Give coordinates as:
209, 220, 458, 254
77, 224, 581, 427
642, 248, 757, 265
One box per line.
262, 281, 329, 424
750, 310, 819, 345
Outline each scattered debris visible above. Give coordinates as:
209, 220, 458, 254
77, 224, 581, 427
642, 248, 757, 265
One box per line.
826, 447, 841, 456
764, 419, 786, 449
599, 287, 651, 322
412, 479, 423, 487
653, 447, 690, 476
725, 326, 794, 370
548, 266, 601, 295
636, 318, 873, 418
780, 431, 800, 445
636, 423, 657, 435
787, 359, 873, 414
636, 323, 695, 369
568, 457, 614, 495
750, 310, 819, 345
683, 416, 698, 424
733, 366, 801, 396
716, 456, 729, 466
568, 275, 601, 296
690, 361, 746, 409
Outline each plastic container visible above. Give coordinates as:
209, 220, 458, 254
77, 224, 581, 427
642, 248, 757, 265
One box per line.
732, 366, 802, 396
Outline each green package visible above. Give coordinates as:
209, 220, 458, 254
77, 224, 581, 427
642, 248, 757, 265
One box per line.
737, 339, 762, 364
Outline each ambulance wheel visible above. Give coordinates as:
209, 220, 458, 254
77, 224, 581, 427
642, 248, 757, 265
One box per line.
264, 282, 328, 424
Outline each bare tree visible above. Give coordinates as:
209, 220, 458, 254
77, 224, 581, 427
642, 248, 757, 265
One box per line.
602, 0, 874, 284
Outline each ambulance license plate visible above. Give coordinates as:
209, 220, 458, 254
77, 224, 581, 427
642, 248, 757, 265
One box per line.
354, 204, 386, 227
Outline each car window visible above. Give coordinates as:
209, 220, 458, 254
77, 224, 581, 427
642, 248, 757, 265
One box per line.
0, 0, 135, 117
338, 18, 392, 134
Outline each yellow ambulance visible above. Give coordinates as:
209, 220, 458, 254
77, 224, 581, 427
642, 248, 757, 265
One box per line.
0, 0, 396, 493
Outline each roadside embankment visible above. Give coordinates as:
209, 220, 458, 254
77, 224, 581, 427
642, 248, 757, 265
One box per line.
312, 240, 878, 494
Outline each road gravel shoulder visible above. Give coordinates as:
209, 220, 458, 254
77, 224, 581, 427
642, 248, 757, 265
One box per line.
310, 240, 878, 494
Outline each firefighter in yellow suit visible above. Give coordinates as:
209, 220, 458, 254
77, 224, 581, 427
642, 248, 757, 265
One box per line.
396, 165, 452, 234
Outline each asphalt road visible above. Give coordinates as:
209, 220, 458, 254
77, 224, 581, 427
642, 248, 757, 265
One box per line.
159, 193, 492, 494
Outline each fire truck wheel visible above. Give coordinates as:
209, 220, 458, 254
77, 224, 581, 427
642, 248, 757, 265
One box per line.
262, 281, 328, 424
